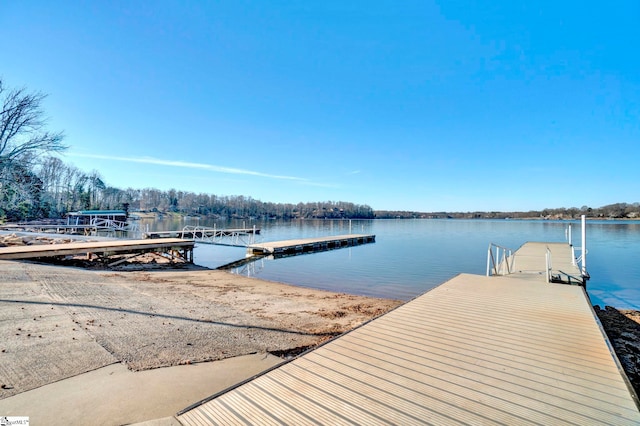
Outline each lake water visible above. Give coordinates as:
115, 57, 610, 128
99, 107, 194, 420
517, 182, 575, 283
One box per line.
139, 217, 640, 309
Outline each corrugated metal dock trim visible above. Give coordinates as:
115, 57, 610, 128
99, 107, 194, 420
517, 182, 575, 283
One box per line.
178, 274, 640, 425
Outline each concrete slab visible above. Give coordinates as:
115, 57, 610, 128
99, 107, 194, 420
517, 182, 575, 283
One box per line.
0, 353, 282, 426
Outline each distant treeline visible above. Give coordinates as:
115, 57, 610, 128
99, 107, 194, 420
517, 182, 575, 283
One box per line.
374, 203, 640, 220
132, 190, 376, 220
1, 156, 638, 222
1, 156, 375, 221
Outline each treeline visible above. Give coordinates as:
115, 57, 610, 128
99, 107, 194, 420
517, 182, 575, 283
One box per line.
2, 152, 638, 222
1, 155, 375, 221
128, 189, 375, 220
3, 153, 638, 222
375, 203, 640, 220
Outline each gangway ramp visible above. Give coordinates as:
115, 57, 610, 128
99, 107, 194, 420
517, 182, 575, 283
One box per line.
488, 242, 587, 285
178, 273, 640, 425
145, 226, 259, 247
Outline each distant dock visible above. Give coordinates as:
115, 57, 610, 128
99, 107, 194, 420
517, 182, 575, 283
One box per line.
247, 234, 375, 257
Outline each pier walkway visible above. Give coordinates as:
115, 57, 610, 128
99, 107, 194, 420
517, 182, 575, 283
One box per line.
489, 241, 587, 285
0, 238, 194, 264
247, 234, 375, 257
513, 242, 585, 283
144, 226, 259, 247
144, 228, 260, 240
178, 241, 640, 425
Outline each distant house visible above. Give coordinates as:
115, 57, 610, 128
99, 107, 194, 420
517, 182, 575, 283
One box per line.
66, 210, 128, 225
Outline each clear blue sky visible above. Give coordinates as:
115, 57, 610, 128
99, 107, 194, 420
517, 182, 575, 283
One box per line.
2, 1, 638, 212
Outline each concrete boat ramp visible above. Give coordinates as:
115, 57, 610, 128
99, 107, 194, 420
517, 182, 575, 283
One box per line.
177, 241, 640, 425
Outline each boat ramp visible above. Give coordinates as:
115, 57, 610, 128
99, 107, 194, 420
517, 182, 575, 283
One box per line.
178, 225, 640, 424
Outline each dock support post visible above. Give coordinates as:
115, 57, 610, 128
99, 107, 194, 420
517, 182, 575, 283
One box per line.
581, 215, 587, 277
486, 246, 490, 276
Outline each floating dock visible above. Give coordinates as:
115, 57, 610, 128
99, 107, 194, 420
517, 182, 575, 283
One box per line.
178, 240, 640, 425
247, 234, 375, 257
0, 238, 194, 264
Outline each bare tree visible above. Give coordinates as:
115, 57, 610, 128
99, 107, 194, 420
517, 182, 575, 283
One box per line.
86, 170, 106, 209
37, 156, 67, 213
0, 78, 66, 168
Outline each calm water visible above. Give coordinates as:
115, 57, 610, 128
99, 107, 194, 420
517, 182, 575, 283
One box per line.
139, 217, 640, 309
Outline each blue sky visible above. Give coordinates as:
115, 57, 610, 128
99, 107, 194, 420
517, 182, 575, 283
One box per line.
1, 1, 638, 212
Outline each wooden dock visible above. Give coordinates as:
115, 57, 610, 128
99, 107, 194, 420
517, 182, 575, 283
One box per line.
247, 234, 375, 256
178, 241, 640, 425
0, 238, 195, 264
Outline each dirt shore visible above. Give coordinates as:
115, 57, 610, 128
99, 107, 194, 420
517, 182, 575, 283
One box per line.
0, 259, 402, 400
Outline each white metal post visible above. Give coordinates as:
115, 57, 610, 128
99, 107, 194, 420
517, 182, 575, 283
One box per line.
568, 224, 576, 265
486, 245, 491, 276
581, 215, 587, 276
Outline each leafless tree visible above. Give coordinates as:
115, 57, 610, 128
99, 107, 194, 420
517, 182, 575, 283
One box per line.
0, 78, 66, 170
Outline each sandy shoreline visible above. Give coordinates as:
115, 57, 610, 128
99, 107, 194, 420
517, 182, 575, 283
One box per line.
0, 258, 402, 401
